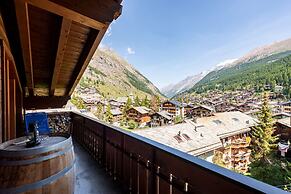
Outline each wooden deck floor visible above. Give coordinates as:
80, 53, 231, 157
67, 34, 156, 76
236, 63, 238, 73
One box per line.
74, 142, 124, 194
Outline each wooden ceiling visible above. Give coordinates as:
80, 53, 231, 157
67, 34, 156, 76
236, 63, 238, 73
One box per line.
1, 0, 122, 106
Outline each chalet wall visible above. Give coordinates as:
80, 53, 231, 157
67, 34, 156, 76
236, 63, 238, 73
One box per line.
0, 15, 24, 142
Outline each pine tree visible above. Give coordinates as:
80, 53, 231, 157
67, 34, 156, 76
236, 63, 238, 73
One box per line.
141, 95, 150, 108
150, 96, 159, 112
134, 96, 140, 106
94, 103, 104, 120
124, 98, 132, 111
104, 104, 113, 123
70, 95, 85, 109
122, 98, 132, 120
251, 92, 278, 161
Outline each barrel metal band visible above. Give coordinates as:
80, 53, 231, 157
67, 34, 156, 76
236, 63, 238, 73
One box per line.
0, 145, 73, 166
0, 137, 72, 157
0, 160, 75, 194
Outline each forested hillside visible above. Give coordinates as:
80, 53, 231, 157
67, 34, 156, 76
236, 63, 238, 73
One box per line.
189, 52, 291, 97
75, 48, 164, 99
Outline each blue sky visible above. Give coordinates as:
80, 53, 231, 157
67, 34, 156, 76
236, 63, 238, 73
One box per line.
101, 0, 291, 89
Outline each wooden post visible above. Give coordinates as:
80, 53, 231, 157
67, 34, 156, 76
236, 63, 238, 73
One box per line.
9, 78, 16, 139
0, 41, 2, 143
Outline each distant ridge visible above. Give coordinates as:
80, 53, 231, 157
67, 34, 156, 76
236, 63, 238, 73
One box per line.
75, 48, 163, 99
161, 72, 206, 98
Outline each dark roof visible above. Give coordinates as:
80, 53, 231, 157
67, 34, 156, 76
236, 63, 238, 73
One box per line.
281, 101, 291, 106
167, 100, 185, 108
152, 111, 172, 120
193, 105, 214, 111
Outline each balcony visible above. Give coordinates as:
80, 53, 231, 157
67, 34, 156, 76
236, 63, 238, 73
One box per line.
0, 1, 288, 193
63, 111, 284, 194
74, 141, 124, 194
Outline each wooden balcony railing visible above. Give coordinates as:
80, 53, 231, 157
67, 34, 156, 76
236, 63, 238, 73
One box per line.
69, 111, 284, 194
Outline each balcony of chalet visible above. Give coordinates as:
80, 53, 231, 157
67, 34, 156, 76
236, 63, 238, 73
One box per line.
0, 0, 287, 194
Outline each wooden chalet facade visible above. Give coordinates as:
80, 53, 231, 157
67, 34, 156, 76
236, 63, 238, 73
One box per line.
276, 117, 291, 141
150, 110, 172, 127
213, 101, 230, 112
184, 104, 195, 117
111, 108, 122, 123
218, 135, 251, 174
126, 107, 151, 124
192, 105, 214, 117
161, 100, 185, 118
281, 101, 291, 114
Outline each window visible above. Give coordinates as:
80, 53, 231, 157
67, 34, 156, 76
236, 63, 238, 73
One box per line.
182, 133, 191, 141
174, 135, 183, 143
213, 120, 222, 125
232, 118, 239, 122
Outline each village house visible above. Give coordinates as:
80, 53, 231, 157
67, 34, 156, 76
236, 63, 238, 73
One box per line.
233, 102, 252, 113
276, 117, 291, 141
213, 101, 230, 112
135, 111, 257, 173
116, 97, 129, 105
109, 99, 124, 110
89, 99, 107, 114
201, 99, 216, 107
111, 109, 123, 123
184, 104, 195, 117
273, 112, 291, 120
191, 105, 214, 117
161, 100, 185, 118
126, 106, 152, 124
150, 110, 172, 127
281, 101, 291, 114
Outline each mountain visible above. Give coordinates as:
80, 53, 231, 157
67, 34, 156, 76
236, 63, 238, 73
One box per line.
161, 72, 206, 97
75, 48, 163, 99
186, 38, 291, 94
231, 38, 291, 66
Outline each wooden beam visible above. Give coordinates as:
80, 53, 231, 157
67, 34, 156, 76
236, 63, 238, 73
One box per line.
67, 25, 109, 96
24, 96, 71, 109
0, 16, 12, 53
26, 0, 106, 30
50, 17, 72, 96
14, 0, 34, 96
0, 42, 3, 143
3, 42, 23, 94
9, 79, 16, 139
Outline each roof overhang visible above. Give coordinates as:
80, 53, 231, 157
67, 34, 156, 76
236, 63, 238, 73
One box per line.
0, 0, 122, 109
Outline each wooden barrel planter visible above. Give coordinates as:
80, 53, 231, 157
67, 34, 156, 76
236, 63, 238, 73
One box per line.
0, 135, 75, 194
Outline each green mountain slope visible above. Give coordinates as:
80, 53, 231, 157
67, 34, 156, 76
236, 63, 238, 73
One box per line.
75, 48, 164, 99
189, 51, 291, 95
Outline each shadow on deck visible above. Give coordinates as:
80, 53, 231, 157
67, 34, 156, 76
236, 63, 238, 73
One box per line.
74, 142, 124, 194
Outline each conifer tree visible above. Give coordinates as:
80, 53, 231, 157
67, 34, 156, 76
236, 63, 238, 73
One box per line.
251, 92, 278, 161
141, 95, 150, 108
122, 97, 132, 120
134, 96, 140, 106
95, 103, 104, 120
150, 96, 159, 112
104, 104, 113, 123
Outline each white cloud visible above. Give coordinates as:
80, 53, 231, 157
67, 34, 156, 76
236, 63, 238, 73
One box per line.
210, 58, 238, 71
216, 58, 237, 67
127, 47, 135, 55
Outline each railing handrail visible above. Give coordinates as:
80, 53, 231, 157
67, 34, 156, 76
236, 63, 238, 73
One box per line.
71, 110, 285, 193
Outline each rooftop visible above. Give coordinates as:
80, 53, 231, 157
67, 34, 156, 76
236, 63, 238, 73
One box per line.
196, 111, 257, 138
134, 122, 222, 156
131, 106, 151, 114
277, 117, 291, 127
134, 111, 257, 156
